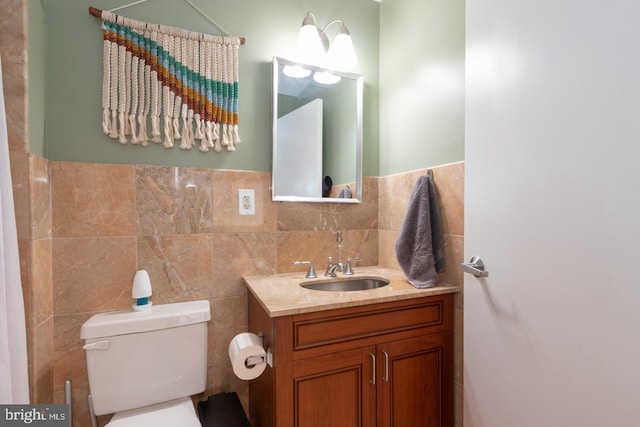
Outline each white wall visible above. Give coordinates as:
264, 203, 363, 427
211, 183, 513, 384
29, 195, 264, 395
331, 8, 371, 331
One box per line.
464, 0, 640, 426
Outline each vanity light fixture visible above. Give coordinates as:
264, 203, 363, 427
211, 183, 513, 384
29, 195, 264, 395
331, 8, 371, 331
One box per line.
284, 12, 358, 83
313, 71, 342, 85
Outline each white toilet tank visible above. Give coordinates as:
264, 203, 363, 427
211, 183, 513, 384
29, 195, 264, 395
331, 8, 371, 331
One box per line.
80, 300, 210, 416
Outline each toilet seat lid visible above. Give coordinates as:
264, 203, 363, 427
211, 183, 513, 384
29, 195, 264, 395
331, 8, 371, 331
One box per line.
106, 397, 200, 427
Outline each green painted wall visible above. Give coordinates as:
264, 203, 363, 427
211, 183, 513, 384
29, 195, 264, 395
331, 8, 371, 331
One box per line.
38, 0, 465, 177
43, 0, 380, 174
379, 0, 465, 176
28, 0, 46, 157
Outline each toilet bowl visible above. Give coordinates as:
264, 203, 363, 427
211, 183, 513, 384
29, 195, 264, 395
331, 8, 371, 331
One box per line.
80, 300, 210, 426
105, 397, 200, 427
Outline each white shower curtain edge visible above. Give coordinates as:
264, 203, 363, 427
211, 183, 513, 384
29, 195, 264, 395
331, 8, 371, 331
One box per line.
0, 56, 31, 404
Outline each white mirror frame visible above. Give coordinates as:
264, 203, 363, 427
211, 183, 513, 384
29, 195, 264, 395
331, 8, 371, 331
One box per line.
271, 57, 363, 203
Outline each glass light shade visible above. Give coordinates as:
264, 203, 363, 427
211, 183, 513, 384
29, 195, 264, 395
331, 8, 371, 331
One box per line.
313, 71, 341, 85
327, 29, 357, 71
283, 65, 311, 78
296, 24, 325, 66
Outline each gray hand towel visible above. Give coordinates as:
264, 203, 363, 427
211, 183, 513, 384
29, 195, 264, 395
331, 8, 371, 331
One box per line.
395, 173, 445, 288
338, 186, 352, 198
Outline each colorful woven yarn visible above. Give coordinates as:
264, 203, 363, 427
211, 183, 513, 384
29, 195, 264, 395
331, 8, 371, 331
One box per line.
100, 12, 241, 152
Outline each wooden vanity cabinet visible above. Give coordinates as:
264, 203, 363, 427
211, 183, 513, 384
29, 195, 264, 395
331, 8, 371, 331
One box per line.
248, 293, 454, 427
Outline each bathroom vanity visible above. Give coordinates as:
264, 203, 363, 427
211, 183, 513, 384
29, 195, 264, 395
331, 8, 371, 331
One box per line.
244, 267, 457, 427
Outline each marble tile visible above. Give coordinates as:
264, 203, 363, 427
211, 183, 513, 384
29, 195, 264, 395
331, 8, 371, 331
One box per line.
31, 238, 52, 325
276, 176, 378, 232
18, 239, 31, 326
439, 234, 465, 290
210, 296, 247, 367
137, 234, 213, 304
454, 307, 464, 427
136, 165, 213, 235
378, 163, 464, 235
9, 150, 29, 240
433, 162, 464, 236
32, 317, 54, 404
30, 154, 51, 239
208, 295, 249, 409
377, 171, 418, 231
212, 232, 278, 299
342, 229, 378, 268
53, 314, 91, 397
211, 169, 276, 233
276, 203, 336, 232
52, 162, 136, 237
0, 0, 26, 53
1, 27, 27, 152
53, 237, 137, 315
341, 176, 379, 230
378, 229, 400, 270
276, 229, 377, 275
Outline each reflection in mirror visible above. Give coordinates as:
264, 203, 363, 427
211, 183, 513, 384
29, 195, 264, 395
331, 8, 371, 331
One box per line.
272, 57, 363, 203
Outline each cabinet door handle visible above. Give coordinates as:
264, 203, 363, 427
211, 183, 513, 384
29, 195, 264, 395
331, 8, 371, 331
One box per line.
382, 350, 389, 382
369, 352, 376, 385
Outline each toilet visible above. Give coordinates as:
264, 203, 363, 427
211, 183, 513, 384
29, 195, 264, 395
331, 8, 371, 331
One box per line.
80, 300, 211, 426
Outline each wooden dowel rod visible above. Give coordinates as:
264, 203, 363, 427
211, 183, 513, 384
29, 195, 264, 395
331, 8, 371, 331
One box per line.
88, 6, 246, 45
89, 6, 101, 18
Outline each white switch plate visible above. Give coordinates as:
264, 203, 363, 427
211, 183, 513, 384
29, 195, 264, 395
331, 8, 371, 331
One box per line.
238, 189, 255, 215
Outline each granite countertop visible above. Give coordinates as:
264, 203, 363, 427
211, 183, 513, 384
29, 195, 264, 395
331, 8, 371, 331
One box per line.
243, 266, 459, 317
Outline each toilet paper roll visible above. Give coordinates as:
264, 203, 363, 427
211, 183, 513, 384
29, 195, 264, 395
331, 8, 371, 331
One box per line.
228, 333, 267, 380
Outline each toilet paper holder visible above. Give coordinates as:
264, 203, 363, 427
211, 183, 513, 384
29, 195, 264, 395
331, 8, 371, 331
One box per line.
245, 333, 273, 368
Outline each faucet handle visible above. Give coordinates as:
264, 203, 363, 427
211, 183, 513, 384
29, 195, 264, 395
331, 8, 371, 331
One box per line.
292, 261, 317, 278
344, 256, 362, 275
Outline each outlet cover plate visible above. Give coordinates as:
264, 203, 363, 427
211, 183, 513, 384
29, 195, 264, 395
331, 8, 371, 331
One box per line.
238, 189, 255, 215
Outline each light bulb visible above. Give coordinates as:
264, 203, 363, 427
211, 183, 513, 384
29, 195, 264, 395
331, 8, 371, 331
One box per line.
327, 26, 357, 71
314, 71, 341, 85
296, 15, 325, 66
283, 65, 312, 78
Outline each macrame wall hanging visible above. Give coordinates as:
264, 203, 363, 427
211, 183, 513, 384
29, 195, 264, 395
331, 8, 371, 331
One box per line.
93, 7, 242, 152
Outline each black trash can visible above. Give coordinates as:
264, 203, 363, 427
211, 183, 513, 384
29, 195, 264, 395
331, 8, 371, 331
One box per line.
197, 392, 251, 427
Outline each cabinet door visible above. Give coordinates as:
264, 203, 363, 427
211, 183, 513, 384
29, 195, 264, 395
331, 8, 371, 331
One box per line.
291, 346, 376, 427
377, 332, 453, 427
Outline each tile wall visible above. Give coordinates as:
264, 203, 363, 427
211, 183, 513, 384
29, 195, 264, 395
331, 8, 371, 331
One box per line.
46, 162, 381, 426
43, 161, 463, 427
12, 157, 463, 427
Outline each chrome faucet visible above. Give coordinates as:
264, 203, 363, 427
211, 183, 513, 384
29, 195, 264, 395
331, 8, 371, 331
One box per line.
324, 257, 343, 277
344, 256, 361, 275
292, 260, 317, 278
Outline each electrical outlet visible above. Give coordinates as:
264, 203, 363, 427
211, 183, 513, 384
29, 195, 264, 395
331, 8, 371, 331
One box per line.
238, 189, 255, 215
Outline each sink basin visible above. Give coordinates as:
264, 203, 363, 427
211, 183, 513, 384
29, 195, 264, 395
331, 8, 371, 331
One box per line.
300, 277, 390, 292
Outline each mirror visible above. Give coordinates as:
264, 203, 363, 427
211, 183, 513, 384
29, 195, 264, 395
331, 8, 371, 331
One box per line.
272, 57, 363, 203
